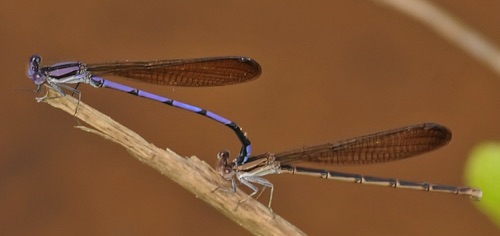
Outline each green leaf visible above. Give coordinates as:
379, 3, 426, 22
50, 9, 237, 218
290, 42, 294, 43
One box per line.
466, 142, 500, 227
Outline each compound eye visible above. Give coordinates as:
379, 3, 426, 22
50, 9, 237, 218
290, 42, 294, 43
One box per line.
30, 54, 41, 63
31, 71, 45, 85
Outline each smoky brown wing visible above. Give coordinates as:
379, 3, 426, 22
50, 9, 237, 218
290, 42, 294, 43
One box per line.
87, 57, 262, 87
267, 123, 451, 165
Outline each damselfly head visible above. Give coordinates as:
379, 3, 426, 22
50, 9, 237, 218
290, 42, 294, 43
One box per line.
216, 151, 235, 181
27, 55, 46, 86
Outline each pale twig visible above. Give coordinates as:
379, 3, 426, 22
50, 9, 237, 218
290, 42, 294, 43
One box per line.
374, 0, 500, 76
40, 87, 305, 236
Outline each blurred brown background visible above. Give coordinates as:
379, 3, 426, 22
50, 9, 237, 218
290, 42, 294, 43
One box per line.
2, 0, 499, 235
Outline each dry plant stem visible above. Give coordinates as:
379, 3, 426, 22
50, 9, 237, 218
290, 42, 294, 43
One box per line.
41, 87, 305, 236
374, 0, 500, 76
